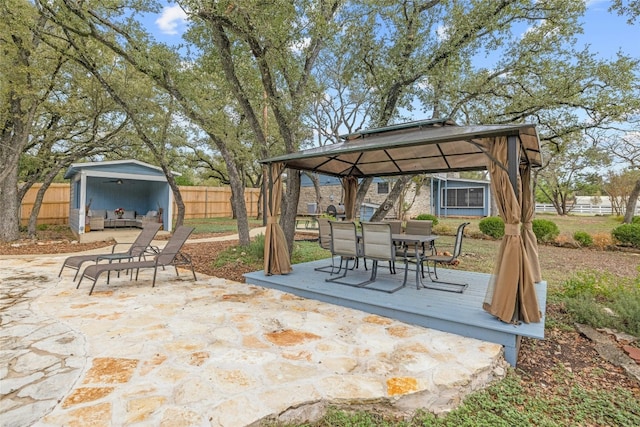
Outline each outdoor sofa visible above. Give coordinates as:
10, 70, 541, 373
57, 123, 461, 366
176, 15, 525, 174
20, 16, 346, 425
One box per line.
89, 209, 160, 229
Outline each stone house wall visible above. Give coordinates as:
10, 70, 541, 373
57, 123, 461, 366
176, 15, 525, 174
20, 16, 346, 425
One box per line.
297, 180, 432, 220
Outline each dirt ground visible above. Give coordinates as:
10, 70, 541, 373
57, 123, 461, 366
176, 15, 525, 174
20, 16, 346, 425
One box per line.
2, 231, 639, 408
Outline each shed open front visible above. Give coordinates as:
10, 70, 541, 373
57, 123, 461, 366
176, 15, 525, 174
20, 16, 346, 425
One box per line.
259, 119, 543, 324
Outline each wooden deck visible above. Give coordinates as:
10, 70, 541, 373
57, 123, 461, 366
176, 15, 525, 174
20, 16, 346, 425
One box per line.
245, 259, 546, 366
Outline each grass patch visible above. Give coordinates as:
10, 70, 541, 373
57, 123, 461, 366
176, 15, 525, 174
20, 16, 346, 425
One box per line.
184, 217, 263, 234
213, 237, 328, 270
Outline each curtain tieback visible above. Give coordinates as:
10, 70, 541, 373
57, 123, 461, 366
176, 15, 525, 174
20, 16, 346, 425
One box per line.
523, 222, 533, 231
505, 223, 521, 236
267, 217, 278, 224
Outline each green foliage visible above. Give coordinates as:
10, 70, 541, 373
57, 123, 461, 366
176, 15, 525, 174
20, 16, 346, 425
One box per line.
246, 233, 265, 259
532, 219, 560, 243
612, 223, 640, 248
561, 270, 640, 338
36, 223, 49, 231
632, 216, 640, 224
478, 217, 504, 239
415, 213, 438, 226
573, 231, 593, 247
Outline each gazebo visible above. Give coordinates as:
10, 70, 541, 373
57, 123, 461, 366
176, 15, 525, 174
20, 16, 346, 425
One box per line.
259, 119, 543, 325
63, 160, 178, 237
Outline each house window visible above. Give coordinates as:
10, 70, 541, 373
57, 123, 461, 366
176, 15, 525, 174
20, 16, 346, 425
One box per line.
442, 187, 484, 208
377, 182, 389, 194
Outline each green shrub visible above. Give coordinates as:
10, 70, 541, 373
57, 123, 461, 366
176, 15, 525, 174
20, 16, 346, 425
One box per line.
573, 231, 593, 247
414, 213, 438, 226
36, 223, 49, 231
479, 216, 504, 239
562, 270, 640, 338
532, 218, 559, 243
632, 216, 640, 224
612, 223, 640, 248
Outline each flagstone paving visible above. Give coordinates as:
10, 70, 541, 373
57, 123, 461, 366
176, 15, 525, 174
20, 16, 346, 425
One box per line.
1, 254, 507, 427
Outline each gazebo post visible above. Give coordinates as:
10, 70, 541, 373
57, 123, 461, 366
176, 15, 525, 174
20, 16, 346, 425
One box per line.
507, 135, 520, 199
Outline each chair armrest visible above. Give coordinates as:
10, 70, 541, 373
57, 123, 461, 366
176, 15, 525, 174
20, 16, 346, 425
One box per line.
110, 242, 134, 253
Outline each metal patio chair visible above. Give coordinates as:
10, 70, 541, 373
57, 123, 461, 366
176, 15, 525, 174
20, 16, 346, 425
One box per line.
325, 221, 367, 287
360, 222, 408, 293
422, 222, 470, 293
314, 217, 337, 273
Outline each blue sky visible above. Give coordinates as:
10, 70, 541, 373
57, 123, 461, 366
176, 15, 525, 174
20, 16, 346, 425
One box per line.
145, 1, 640, 62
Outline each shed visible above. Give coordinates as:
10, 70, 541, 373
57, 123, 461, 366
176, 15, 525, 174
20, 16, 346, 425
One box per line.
63, 160, 179, 236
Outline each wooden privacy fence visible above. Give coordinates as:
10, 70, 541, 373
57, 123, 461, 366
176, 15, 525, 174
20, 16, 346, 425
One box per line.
177, 186, 261, 219
20, 183, 261, 226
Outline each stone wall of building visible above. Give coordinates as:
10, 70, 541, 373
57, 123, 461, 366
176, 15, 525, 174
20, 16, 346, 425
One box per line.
297, 180, 432, 220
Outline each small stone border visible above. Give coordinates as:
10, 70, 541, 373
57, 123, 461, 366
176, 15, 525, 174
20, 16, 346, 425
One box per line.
575, 323, 640, 384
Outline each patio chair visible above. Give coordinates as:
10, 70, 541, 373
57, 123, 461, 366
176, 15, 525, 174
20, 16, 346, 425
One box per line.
360, 222, 408, 293
403, 219, 435, 278
421, 222, 470, 293
58, 222, 162, 280
325, 221, 368, 287
314, 217, 337, 273
77, 226, 197, 295
383, 220, 403, 273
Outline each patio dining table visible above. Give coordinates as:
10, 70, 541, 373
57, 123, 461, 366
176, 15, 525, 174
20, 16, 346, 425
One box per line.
392, 233, 438, 290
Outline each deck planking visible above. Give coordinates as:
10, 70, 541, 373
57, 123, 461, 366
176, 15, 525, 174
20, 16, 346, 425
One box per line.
245, 258, 546, 366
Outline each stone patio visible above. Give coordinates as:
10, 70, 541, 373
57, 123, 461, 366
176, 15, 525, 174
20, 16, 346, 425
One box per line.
0, 253, 507, 427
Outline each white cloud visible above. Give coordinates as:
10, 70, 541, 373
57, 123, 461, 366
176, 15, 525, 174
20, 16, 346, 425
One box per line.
155, 5, 188, 35
436, 24, 449, 41
584, 0, 608, 8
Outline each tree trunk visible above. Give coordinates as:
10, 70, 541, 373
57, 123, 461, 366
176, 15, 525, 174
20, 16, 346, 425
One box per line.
623, 179, 640, 223
216, 141, 251, 246
0, 160, 21, 241
303, 172, 323, 213
355, 177, 374, 212
370, 176, 411, 221
26, 161, 71, 237
282, 171, 301, 255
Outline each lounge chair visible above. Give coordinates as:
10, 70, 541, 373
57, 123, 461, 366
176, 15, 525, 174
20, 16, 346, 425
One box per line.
77, 226, 197, 295
58, 222, 162, 280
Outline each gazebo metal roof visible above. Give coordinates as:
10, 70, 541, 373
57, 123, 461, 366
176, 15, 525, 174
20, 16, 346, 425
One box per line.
260, 120, 541, 178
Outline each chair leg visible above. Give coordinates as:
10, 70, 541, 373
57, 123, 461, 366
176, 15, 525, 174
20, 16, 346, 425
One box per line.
152, 267, 158, 287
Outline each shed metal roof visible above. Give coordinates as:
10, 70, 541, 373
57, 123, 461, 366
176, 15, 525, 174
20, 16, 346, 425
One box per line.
63, 159, 180, 179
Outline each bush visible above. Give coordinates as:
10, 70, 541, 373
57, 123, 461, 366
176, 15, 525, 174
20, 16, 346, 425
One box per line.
591, 232, 613, 250
479, 216, 504, 239
612, 223, 640, 248
562, 270, 640, 337
532, 218, 559, 243
632, 216, 640, 224
414, 213, 438, 226
573, 231, 593, 247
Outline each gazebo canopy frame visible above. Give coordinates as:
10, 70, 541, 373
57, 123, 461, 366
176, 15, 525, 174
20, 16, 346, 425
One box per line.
260, 118, 544, 324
